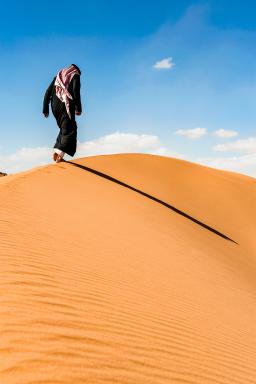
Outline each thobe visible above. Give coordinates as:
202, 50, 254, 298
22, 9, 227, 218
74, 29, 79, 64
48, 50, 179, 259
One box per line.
43, 74, 82, 157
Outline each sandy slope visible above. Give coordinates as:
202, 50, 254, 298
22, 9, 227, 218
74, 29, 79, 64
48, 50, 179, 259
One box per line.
0, 153, 256, 384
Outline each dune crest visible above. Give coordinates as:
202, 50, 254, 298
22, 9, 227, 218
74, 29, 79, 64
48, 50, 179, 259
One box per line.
1, 153, 256, 384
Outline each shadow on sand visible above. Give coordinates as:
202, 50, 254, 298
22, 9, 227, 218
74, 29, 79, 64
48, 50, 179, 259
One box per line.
65, 160, 237, 244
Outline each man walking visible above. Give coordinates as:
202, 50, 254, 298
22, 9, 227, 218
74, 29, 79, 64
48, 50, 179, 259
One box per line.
43, 64, 82, 162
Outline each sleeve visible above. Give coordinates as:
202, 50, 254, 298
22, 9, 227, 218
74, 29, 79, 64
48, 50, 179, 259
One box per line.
72, 74, 82, 113
43, 77, 56, 115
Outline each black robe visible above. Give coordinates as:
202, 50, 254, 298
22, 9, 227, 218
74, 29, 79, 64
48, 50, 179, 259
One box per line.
43, 74, 82, 157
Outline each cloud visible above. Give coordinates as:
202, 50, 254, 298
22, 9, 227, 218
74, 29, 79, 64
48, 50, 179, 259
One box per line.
76, 131, 167, 156
0, 147, 52, 174
1, 131, 256, 179
0, 132, 183, 174
213, 129, 239, 138
153, 57, 175, 70
213, 137, 256, 153
175, 127, 207, 139
76, 131, 184, 161
196, 153, 256, 177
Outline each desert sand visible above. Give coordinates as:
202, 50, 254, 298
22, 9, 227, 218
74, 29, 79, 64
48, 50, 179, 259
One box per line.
1, 153, 256, 384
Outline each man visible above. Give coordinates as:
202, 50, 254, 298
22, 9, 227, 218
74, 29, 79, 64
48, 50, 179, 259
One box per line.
43, 64, 82, 162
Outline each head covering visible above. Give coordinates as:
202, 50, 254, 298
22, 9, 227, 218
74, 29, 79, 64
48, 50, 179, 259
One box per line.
54, 64, 80, 119
71, 64, 81, 74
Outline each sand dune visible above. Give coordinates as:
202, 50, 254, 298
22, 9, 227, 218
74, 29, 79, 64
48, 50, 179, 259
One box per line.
1, 153, 256, 384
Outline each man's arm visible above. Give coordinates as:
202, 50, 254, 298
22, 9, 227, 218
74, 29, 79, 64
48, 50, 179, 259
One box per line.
43, 77, 55, 116
72, 74, 82, 114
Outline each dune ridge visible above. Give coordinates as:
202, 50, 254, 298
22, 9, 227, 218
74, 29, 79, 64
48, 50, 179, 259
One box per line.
1, 153, 256, 384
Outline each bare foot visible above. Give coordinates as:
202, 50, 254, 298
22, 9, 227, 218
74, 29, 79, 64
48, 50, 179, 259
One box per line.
56, 155, 64, 163
53, 152, 58, 162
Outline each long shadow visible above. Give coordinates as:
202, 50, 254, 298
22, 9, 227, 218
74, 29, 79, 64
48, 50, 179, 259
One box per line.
65, 160, 237, 244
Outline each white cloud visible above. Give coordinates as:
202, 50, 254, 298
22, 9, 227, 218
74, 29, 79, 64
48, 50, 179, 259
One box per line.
0, 132, 183, 174
196, 153, 256, 177
2, 131, 255, 178
153, 57, 175, 70
77, 131, 166, 156
213, 137, 256, 153
213, 129, 239, 139
175, 127, 207, 139
76, 131, 183, 158
0, 147, 52, 174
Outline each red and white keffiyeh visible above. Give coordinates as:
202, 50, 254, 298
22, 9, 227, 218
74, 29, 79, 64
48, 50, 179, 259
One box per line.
54, 65, 80, 119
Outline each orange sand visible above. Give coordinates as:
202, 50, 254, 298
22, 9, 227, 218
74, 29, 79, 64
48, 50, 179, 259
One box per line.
1, 153, 256, 384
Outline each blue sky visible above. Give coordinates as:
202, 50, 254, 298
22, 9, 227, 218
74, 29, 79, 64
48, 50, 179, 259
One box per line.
1, 0, 256, 176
